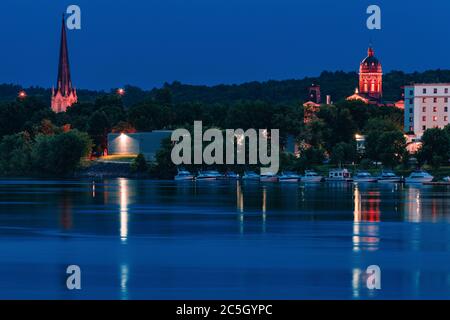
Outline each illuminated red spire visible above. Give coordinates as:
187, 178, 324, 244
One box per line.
56, 14, 73, 96
368, 47, 374, 57
52, 15, 77, 113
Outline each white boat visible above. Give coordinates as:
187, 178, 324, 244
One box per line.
174, 169, 195, 181
354, 171, 378, 183
302, 170, 323, 183
377, 171, 402, 183
260, 172, 279, 182
278, 171, 301, 182
405, 170, 434, 184
196, 170, 223, 181
242, 171, 260, 181
223, 171, 239, 180
326, 169, 353, 182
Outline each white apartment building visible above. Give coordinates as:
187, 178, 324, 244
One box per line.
404, 84, 450, 139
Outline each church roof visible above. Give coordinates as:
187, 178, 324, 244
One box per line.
55, 15, 74, 97
361, 47, 381, 69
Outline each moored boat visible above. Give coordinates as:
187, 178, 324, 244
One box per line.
223, 171, 239, 180
196, 170, 223, 181
174, 169, 195, 181
353, 171, 377, 183
377, 170, 402, 183
302, 170, 324, 183
405, 170, 434, 184
260, 173, 279, 182
242, 171, 260, 181
326, 169, 353, 182
278, 171, 301, 182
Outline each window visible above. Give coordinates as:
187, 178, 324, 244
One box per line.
423, 116, 427, 121
433, 116, 438, 121
433, 106, 437, 112
423, 98, 427, 103
409, 99, 414, 104
446, 88, 449, 94
409, 126, 414, 132
410, 90, 414, 96
445, 107, 448, 112
423, 107, 426, 112
423, 125, 427, 131
445, 98, 448, 103
434, 88, 438, 94
409, 117, 413, 122
410, 108, 413, 113
434, 98, 438, 103
445, 116, 448, 122
423, 88, 427, 94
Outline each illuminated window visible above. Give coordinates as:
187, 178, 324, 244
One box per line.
445, 116, 448, 122
433, 116, 438, 121
423, 98, 426, 103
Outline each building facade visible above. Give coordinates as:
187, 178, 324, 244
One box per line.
107, 131, 173, 160
51, 16, 77, 113
404, 84, 450, 139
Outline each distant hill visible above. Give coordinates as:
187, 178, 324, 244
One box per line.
3, 69, 450, 106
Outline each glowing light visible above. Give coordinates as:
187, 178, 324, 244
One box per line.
117, 88, 126, 96
18, 90, 27, 99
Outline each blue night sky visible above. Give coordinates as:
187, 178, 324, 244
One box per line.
1, 0, 449, 90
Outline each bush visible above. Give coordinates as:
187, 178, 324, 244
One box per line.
131, 153, 148, 173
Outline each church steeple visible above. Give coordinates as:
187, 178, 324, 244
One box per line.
52, 14, 77, 113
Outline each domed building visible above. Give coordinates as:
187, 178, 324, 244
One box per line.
347, 46, 383, 104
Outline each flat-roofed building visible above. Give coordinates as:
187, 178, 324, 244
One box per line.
107, 131, 173, 160
404, 83, 450, 139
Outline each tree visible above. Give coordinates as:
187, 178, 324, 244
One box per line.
87, 111, 110, 153
131, 153, 148, 173
417, 128, 450, 168
331, 142, 356, 166
364, 118, 406, 167
32, 130, 92, 175
128, 102, 171, 131
0, 132, 33, 175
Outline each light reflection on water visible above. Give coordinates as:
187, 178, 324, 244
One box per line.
0, 179, 449, 299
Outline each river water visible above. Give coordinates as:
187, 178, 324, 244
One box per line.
0, 179, 449, 299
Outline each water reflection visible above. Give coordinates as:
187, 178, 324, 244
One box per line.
406, 186, 422, 223
119, 178, 129, 243
353, 185, 380, 252
59, 194, 73, 230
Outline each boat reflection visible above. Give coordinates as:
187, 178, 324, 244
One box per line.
353, 185, 380, 252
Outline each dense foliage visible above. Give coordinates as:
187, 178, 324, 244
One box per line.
2, 68, 450, 176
